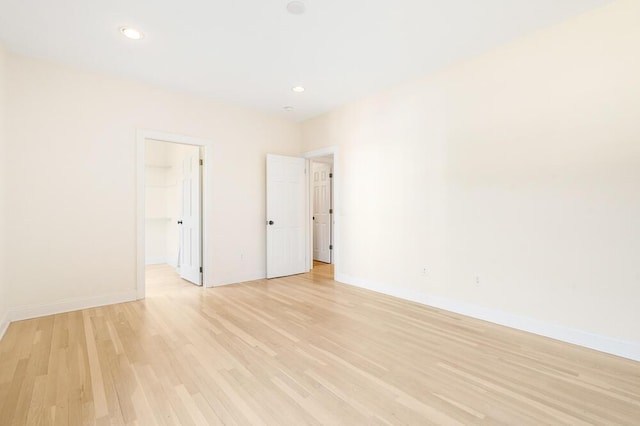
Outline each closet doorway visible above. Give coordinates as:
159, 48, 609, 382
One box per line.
145, 139, 202, 285
136, 130, 210, 299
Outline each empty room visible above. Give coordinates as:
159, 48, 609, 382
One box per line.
0, 0, 639, 424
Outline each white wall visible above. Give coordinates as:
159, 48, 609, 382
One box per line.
144, 140, 172, 264
0, 43, 7, 335
302, 0, 640, 357
3, 52, 300, 314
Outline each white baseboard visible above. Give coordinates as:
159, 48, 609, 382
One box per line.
4, 273, 636, 362
335, 272, 640, 362
146, 258, 178, 267
0, 308, 9, 341
212, 270, 266, 287
6, 290, 138, 323
210, 265, 316, 288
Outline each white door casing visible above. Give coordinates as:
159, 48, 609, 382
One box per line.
179, 151, 202, 285
312, 162, 332, 263
266, 154, 307, 278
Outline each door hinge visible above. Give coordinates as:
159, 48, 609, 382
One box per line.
329, 245, 333, 250
329, 209, 333, 214
199, 159, 203, 166
200, 266, 203, 273
329, 173, 333, 178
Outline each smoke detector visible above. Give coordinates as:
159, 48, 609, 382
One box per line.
286, 1, 306, 15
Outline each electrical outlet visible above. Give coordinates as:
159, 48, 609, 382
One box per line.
475, 275, 480, 285
421, 267, 428, 276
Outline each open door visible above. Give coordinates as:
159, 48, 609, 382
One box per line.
178, 150, 202, 285
266, 154, 307, 278
312, 161, 332, 263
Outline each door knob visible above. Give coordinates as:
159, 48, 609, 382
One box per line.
268, 220, 274, 225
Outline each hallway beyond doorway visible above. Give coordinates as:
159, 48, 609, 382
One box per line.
312, 259, 334, 281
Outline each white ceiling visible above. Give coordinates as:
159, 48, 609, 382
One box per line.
0, 0, 611, 121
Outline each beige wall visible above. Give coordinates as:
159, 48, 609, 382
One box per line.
4, 53, 301, 309
144, 140, 172, 264
302, 0, 640, 344
0, 43, 7, 327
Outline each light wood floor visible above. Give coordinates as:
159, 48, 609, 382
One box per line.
1, 264, 639, 425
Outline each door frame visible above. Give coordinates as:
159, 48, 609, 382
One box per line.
136, 129, 212, 299
303, 146, 339, 272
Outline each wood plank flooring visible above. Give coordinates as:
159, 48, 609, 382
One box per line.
1, 263, 639, 425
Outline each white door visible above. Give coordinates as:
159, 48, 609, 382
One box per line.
266, 154, 307, 278
178, 150, 202, 285
313, 162, 332, 263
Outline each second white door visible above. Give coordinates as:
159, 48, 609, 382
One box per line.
312, 162, 332, 263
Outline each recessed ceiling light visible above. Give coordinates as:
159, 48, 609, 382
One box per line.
283, 106, 294, 112
292, 86, 305, 93
120, 26, 144, 40
286, 1, 306, 15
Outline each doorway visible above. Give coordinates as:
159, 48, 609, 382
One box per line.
265, 147, 339, 280
303, 147, 338, 278
136, 130, 211, 299
145, 139, 202, 288
311, 156, 333, 265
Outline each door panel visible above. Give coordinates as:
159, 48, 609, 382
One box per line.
313, 162, 332, 263
179, 150, 202, 285
266, 154, 307, 278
